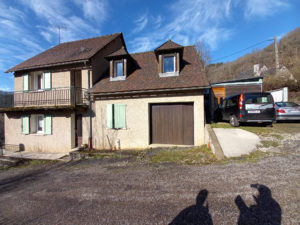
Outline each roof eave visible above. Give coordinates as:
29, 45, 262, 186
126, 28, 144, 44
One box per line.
6, 59, 90, 73
90, 86, 208, 96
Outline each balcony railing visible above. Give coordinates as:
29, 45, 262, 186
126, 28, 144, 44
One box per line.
0, 87, 88, 108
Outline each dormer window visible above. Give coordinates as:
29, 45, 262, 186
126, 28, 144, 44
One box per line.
107, 47, 129, 82
163, 55, 175, 73
114, 60, 124, 77
154, 39, 183, 78
158, 53, 180, 77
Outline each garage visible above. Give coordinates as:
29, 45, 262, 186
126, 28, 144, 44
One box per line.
150, 103, 194, 145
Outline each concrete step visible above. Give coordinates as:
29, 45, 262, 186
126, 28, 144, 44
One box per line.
0, 157, 20, 167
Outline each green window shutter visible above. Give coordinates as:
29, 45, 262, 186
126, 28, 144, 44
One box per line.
23, 74, 29, 91
44, 115, 52, 135
107, 104, 113, 129
114, 104, 126, 129
44, 71, 51, 90
21, 115, 29, 134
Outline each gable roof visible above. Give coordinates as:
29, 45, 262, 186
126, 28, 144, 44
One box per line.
7, 32, 123, 72
91, 45, 208, 94
106, 46, 128, 58
154, 40, 183, 52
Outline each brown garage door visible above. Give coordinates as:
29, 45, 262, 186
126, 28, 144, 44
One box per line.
150, 103, 194, 145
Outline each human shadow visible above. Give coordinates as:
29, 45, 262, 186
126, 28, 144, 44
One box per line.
169, 189, 213, 225
235, 184, 281, 225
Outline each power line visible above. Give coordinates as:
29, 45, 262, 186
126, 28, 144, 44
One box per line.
212, 39, 273, 63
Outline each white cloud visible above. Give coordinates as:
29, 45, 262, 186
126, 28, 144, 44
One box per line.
244, 0, 290, 18
22, 0, 103, 43
129, 0, 234, 52
74, 0, 108, 23
132, 13, 149, 34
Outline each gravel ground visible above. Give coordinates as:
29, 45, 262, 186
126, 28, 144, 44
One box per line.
0, 126, 299, 225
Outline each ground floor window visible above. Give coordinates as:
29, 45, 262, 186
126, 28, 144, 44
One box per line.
107, 104, 126, 129
21, 114, 52, 135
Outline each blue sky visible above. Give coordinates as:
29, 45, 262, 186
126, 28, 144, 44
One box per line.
0, 0, 299, 91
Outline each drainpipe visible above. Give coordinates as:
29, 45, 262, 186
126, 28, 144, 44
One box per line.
88, 69, 93, 150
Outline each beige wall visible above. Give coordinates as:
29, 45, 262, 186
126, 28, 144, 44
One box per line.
52, 71, 70, 88
92, 94, 205, 150
14, 75, 23, 92
4, 112, 73, 153
14, 71, 71, 91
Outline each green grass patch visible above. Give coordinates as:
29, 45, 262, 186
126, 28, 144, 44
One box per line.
221, 150, 270, 164
211, 122, 278, 135
149, 145, 217, 165
17, 159, 57, 168
260, 140, 280, 148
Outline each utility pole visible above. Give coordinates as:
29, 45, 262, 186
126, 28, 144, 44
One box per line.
274, 36, 279, 74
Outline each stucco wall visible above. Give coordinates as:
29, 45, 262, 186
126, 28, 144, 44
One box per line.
4, 112, 73, 153
14, 75, 23, 92
14, 71, 71, 91
92, 94, 205, 150
52, 71, 70, 88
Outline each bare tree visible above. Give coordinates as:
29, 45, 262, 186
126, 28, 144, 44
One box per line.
195, 41, 211, 69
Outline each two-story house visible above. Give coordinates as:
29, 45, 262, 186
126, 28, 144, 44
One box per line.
2, 33, 208, 153
2, 33, 125, 153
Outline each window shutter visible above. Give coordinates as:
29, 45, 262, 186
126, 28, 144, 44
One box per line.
44, 71, 51, 90
21, 115, 29, 134
114, 104, 126, 129
44, 115, 52, 135
23, 74, 29, 91
107, 104, 113, 128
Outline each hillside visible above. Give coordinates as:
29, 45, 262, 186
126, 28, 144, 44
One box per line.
206, 28, 300, 90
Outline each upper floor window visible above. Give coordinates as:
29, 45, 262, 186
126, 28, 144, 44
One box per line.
36, 73, 44, 90
114, 60, 123, 77
110, 59, 127, 81
163, 55, 175, 73
159, 53, 179, 77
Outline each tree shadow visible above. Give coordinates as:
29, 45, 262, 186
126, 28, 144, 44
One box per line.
235, 184, 281, 225
169, 189, 213, 225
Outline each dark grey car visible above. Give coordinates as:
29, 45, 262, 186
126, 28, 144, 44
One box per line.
214, 92, 275, 127
275, 102, 300, 121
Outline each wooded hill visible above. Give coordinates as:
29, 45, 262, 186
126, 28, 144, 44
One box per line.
206, 27, 300, 92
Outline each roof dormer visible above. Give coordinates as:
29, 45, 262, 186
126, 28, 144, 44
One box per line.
106, 47, 129, 81
154, 40, 183, 78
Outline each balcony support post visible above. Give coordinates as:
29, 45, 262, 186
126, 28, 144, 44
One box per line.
87, 69, 93, 150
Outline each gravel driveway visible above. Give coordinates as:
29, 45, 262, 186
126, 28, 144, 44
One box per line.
0, 128, 299, 224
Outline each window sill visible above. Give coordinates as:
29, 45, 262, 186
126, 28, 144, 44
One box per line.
159, 71, 179, 78
110, 76, 126, 81
107, 128, 127, 130
24, 133, 47, 136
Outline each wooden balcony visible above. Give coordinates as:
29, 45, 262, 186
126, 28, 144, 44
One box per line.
0, 87, 88, 111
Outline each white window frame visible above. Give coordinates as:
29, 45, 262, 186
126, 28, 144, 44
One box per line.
36, 115, 44, 134
114, 60, 123, 77
30, 114, 44, 134
163, 54, 175, 73
110, 60, 126, 81
159, 54, 179, 77
33, 72, 44, 91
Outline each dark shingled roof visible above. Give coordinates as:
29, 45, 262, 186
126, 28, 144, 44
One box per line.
106, 46, 128, 58
7, 32, 122, 72
91, 46, 208, 94
155, 40, 183, 51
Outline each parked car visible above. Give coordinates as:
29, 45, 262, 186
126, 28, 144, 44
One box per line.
214, 92, 275, 127
275, 102, 300, 121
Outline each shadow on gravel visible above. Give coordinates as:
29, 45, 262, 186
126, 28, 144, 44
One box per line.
0, 160, 82, 194
235, 184, 281, 225
169, 189, 213, 225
